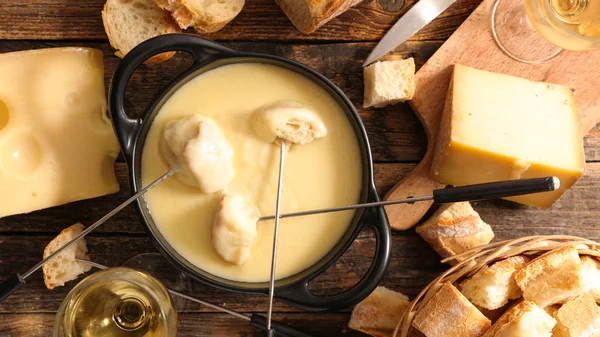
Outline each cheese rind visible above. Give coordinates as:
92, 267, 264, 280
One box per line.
431, 64, 585, 208
0, 47, 120, 218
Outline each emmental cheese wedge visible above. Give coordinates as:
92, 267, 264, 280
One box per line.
431, 64, 585, 208
0, 48, 120, 218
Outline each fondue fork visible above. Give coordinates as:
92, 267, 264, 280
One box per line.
0, 168, 177, 302
78, 259, 314, 337
259, 176, 560, 221
265, 141, 287, 337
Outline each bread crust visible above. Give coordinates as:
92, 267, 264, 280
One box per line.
275, 0, 362, 34
102, 0, 179, 65
348, 286, 410, 337
416, 202, 494, 263
155, 0, 243, 33
481, 301, 556, 337
554, 293, 600, 337
42, 223, 91, 289
413, 282, 491, 337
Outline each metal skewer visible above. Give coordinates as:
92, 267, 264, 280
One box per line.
259, 176, 561, 221
266, 141, 286, 336
0, 168, 176, 302
78, 259, 313, 337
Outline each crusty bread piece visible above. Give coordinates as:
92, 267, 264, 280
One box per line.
580, 256, 600, 302
363, 58, 416, 108
481, 301, 556, 337
514, 245, 591, 308
416, 202, 494, 264
275, 0, 362, 34
155, 0, 244, 32
348, 286, 411, 337
460, 256, 530, 310
413, 282, 491, 337
102, 0, 180, 65
42, 223, 92, 289
553, 293, 600, 337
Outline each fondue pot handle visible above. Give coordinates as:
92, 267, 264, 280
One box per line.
108, 34, 234, 160
276, 188, 391, 312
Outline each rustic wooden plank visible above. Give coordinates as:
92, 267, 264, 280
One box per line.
0, 312, 365, 337
0, 234, 442, 313
0, 0, 480, 41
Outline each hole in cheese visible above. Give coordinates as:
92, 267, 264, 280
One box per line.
0, 132, 43, 176
0, 99, 9, 130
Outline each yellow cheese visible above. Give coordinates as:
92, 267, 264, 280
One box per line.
431, 64, 585, 208
0, 48, 120, 218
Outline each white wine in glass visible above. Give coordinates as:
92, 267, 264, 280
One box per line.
54, 267, 177, 337
527, 0, 600, 49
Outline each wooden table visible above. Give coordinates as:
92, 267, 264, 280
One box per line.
1, 0, 600, 335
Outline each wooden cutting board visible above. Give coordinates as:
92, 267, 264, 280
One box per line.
383, 0, 600, 230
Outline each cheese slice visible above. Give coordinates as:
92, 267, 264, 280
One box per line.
0, 47, 120, 218
431, 64, 585, 208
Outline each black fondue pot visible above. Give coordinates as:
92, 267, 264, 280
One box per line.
108, 34, 391, 312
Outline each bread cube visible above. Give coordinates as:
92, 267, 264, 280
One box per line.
554, 293, 600, 337
481, 301, 556, 337
413, 282, 491, 337
348, 286, 411, 337
363, 58, 415, 108
514, 245, 591, 308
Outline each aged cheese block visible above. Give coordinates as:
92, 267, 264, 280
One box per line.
431, 64, 585, 208
0, 48, 120, 218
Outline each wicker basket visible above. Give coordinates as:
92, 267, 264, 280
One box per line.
394, 235, 600, 337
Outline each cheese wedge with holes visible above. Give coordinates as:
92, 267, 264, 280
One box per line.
0, 48, 120, 218
431, 64, 585, 208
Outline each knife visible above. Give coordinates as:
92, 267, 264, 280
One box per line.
363, 0, 457, 66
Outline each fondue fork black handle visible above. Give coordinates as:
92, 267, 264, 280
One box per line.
251, 315, 314, 337
109, 34, 235, 161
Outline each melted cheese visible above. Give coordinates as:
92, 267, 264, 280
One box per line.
0, 48, 120, 218
142, 63, 363, 282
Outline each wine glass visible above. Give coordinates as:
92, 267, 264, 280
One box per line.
53, 267, 178, 337
491, 0, 600, 63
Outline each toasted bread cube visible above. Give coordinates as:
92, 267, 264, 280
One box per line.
413, 282, 491, 337
554, 293, 600, 337
363, 58, 415, 109
416, 202, 494, 264
515, 245, 591, 308
482, 301, 556, 337
348, 286, 411, 337
460, 256, 530, 310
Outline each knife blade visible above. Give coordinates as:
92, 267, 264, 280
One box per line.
363, 0, 457, 66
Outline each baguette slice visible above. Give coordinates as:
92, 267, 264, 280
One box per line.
275, 0, 362, 34
416, 202, 494, 264
554, 293, 600, 337
413, 282, 491, 337
514, 245, 591, 308
481, 301, 556, 337
460, 256, 530, 310
155, 0, 244, 32
102, 0, 180, 65
363, 58, 416, 109
348, 286, 411, 337
42, 223, 92, 289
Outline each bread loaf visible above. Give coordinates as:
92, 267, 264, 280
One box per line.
514, 245, 592, 308
275, 0, 362, 34
363, 58, 416, 109
553, 293, 600, 337
155, 0, 244, 32
348, 286, 411, 337
42, 223, 92, 289
481, 301, 556, 337
416, 202, 494, 264
412, 282, 491, 337
102, 0, 180, 65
